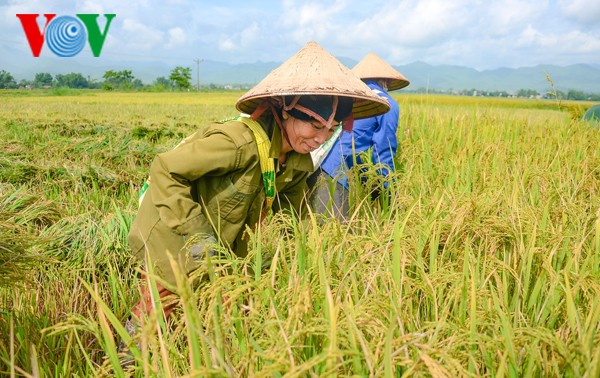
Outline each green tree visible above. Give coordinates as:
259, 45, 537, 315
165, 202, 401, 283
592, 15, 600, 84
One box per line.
34, 72, 53, 87
516, 88, 539, 98
19, 79, 32, 88
153, 76, 172, 91
0, 70, 17, 89
132, 78, 144, 89
169, 66, 192, 90
567, 89, 586, 101
55, 73, 90, 88
102, 69, 135, 90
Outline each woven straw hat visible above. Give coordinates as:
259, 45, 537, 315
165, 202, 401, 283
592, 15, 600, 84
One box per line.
236, 41, 390, 120
352, 52, 410, 91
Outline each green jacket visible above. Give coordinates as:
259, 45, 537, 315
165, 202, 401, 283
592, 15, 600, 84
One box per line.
128, 117, 313, 273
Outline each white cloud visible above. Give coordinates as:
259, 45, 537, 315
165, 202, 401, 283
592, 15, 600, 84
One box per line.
1, 0, 600, 70
527, 28, 600, 56
343, 0, 471, 49
80, 1, 104, 14
518, 24, 545, 46
483, 0, 548, 36
558, 30, 600, 53
166, 27, 186, 48
1, 0, 47, 26
240, 22, 260, 46
217, 22, 261, 52
121, 19, 163, 50
559, 0, 600, 25
280, 0, 346, 26
218, 38, 235, 52
516, 22, 599, 52
280, 0, 347, 43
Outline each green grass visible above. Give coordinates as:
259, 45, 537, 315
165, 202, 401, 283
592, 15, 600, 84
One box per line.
0, 90, 598, 376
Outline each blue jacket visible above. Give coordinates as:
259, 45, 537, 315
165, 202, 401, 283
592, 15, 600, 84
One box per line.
320, 80, 399, 188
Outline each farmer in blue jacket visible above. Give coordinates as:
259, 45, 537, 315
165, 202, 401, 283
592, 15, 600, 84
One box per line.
307, 52, 410, 220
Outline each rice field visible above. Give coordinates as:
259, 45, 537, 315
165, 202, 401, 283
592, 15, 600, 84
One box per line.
0, 90, 599, 377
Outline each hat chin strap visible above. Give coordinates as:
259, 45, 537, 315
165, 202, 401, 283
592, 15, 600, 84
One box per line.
250, 97, 292, 150
282, 95, 339, 129
251, 98, 284, 129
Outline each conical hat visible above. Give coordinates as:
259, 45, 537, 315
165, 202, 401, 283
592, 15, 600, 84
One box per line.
352, 52, 410, 91
236, 41, 390, 120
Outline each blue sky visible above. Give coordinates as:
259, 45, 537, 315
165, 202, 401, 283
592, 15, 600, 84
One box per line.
1, 0, 600, 76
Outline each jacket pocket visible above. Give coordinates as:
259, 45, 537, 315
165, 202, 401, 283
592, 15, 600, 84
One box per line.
201, 176, 259, 225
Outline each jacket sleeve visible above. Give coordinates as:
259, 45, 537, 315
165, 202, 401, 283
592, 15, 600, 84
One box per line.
149, 128, 243, 236
371, 99, 399, 177
340, 117, 376, 169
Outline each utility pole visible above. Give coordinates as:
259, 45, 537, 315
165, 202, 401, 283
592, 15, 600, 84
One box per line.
193, 58, 203, 90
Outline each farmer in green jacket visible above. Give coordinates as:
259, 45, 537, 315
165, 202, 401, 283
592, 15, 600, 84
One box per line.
122, 41, 390, 343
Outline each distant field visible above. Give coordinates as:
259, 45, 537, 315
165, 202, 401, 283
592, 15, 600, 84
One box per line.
0, 90, 598, 377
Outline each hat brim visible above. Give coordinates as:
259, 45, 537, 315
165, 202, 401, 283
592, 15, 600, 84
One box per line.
352, 52, 410, 91
359, 77, 410, 91
236, 42, 390, 120
237, 91, 389, 121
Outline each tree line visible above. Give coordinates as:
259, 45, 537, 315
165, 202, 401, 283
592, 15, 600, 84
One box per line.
1, 67, 599, 101
0, 66, 194, 91
406, 86, 600, 101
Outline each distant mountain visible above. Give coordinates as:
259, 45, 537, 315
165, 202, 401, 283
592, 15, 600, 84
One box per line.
396, 62, 600, 93
190, 60, 599, 93
4, 55, 599, 93
198, 60, 279, 86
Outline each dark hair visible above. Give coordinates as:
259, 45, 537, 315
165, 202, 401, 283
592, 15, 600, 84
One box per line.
285, 95, 353, 123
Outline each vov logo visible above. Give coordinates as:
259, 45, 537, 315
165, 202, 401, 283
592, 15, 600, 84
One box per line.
16, 14, 116, 57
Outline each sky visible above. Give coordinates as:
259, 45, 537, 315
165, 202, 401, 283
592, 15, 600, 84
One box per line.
1, 0, 600, 77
